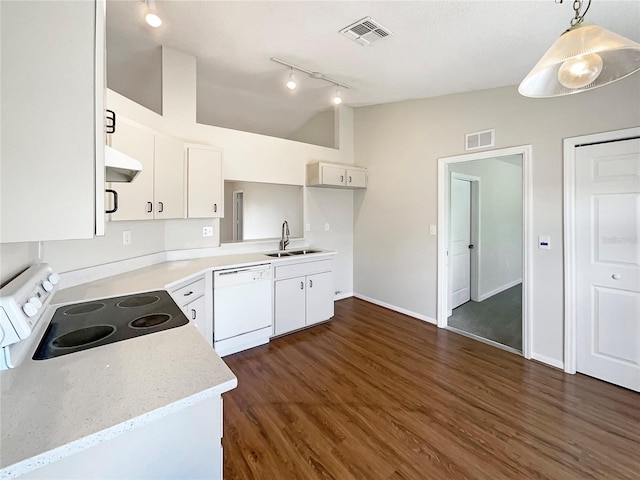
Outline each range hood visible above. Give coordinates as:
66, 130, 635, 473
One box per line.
105, 145, 143, 182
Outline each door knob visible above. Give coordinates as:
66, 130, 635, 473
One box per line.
612, 274, 621, 280
468, 244, 475, 249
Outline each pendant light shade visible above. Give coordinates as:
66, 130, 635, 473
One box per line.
519, 23, 640, 98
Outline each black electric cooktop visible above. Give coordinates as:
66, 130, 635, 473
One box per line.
33, 290, 188, 360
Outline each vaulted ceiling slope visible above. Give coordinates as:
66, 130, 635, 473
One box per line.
106, 0, 640, 139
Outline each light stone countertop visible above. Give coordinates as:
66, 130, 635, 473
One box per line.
0, 249, 335, 478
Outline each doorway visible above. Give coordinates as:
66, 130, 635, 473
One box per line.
437, 146, 532, 359
232, 190, 244, 242
564, 128, 640, 392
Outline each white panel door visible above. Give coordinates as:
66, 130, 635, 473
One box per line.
305, 272, 334, 325
450, 178, 472, 310
576, 138, 640, 392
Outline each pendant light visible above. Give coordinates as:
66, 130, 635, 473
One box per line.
519, 0, 640, 98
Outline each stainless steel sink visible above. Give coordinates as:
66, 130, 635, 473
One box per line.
265, 252, 293, 258
265, 249, 322, 258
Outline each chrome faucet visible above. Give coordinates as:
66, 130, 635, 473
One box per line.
279, 220, 290, 251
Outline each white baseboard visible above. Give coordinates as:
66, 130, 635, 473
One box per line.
531, 352, 564, 370
353, 293, 436, 325
478, 278, 522, 302
334, 291, 353, 301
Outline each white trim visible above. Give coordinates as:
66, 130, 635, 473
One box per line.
334, 291, 353, 301
531, 353, 564, 370
477, 278, 522, 302
353, 293, 437, 324
437, 145, 533, 359
563, 127, 640, 375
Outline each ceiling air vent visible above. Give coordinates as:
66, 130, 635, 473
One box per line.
465, 129, 495, 151
340, 17, 393, 46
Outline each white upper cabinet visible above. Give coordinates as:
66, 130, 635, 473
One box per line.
306, 162, 367, 189
107, 118, 185, 221
187, 146, 223, 218
0, 0, 105, 243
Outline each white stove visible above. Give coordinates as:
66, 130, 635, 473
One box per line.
0, 263, 60, 370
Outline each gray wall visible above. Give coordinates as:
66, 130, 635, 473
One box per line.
450, 156, 523, 299
353, 75, 640, 365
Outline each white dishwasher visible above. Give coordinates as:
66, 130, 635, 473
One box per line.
213, 264, 272, 356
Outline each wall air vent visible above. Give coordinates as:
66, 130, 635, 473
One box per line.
340, 17, 393, 46
465, 129, 495, 151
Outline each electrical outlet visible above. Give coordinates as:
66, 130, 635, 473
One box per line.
202, 226, 213, 237
429, 224, 437, 236
324, 223, 330, 232
305, 223, 311, 232
122, 230, 131, 245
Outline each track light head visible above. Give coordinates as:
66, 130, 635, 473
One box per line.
144, 0, 162, 28
332, 87, 342, 105
286, 70, 297, 90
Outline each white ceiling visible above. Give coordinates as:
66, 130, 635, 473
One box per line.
106, 0, 640, 139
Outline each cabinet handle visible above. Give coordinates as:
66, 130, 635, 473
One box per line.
300, 281, 304, 290
158, 201, 164, 213
309, 279, 313, 288
105, 109, 116, 134
147, 201, 153, 213
340, 175, 344, 183
214, 203, 218, 213
191, 309, 197, 320
183, 291, 193, 297
348, 175, 352, 183
105, 189, 118, 214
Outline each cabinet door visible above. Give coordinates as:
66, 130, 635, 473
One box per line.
321, 166, 347, 186
0, 0, 101, 243
346, 168, 367, 188
187, 147, 223, 218
184, 295, 210, 347
108, 120, 155, 221
274, 277, 306, 335
305, 272, 334, 325
154, 136, 185, 219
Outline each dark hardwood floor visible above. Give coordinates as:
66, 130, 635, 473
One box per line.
222, 297, 640, 480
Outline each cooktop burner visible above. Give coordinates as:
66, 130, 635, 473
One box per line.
33, 290, 188, 360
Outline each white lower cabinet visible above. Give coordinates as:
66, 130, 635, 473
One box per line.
169, 275, 213, 348
273, 259, 334, 336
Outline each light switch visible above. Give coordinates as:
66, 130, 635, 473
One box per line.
305, 223, 311, 232
324, 223, 330, 231
538, 235, 550, 250
429, 224, 437, 236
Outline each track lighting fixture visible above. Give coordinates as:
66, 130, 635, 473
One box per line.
332, 87, 343, 105
519, 0, 640, 97
144, 0, 162, 28
271, 57, 350, 106
286, 69, 297, 90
